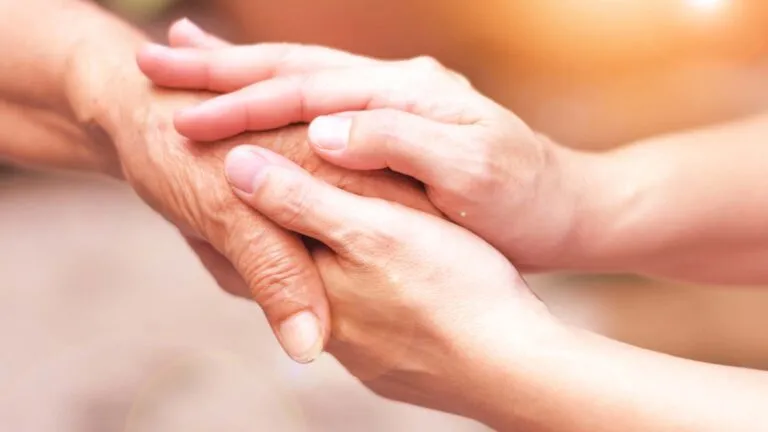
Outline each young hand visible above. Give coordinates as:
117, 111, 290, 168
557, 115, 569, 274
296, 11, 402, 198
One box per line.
137, 21, 602, 270
221, 144, 556, 422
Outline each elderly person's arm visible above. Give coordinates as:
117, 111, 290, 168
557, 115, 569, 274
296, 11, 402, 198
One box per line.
0, 0, 123, 173
0, 0, 438, 362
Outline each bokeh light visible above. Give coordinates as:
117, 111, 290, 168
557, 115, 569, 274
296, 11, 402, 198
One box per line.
687, 0, 726, 12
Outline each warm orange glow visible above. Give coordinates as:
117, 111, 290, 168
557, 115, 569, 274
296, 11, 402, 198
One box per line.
687, 0, 726, 12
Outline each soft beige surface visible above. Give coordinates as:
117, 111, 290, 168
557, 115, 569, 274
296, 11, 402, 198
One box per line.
1, 171, 767, 431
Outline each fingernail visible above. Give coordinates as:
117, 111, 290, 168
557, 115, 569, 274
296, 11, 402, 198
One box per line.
309, 116, 352, 151
278, 311, 324, 363
225, 147, 269, 194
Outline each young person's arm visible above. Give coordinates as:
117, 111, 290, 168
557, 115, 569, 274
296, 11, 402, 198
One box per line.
470, 322, 768, 431
582, 114, 768, 284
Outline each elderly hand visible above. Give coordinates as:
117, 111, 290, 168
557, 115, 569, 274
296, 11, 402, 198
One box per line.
137, 20, 603, 271
220, 144, 556, 423
65, 22, 436, 364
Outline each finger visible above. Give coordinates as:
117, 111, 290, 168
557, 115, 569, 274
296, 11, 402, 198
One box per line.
307, 110, 469, 188
137, 42, 376, 93
175, 63, 483, 141
185, 236, 250, 299
209, 203, 331, 364
224, 146, 398, 254
167, 18, 230, 49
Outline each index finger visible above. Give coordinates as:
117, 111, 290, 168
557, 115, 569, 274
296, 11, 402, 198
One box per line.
137, 43, 378, 93
174, 65, 483, 142
167, 18, 231, 49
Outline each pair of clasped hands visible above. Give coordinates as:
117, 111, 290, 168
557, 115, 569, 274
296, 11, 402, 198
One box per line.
137, 19, 577, 423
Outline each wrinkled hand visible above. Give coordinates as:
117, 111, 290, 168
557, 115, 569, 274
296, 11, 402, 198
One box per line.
95, 24, 433, 363
219, 144, 554, 419
112, 90, 432, 362
138, 20, 598, 270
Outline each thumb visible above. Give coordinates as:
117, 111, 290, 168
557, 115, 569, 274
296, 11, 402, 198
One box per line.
185, 236, 250, 299
200, 191, 330, 364
307, 109, 469, 188
224, 146, 404, 257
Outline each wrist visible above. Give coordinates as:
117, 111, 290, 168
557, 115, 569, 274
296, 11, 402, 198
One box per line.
564, 142, 665, 274
537, 135, 651, 274
443, 303, 569, 429
63, 8, 151, 178
521, 137, 609, 272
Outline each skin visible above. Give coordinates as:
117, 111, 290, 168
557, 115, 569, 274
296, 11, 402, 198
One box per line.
221, 145, 768, 432
143, 21, 768, 429
0, 1, 442, 363
143, 46, 587, 270
141, 26, 768, 285
2, 3, 768, 429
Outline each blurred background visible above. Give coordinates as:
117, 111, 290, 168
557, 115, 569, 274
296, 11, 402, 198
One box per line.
2, 0, 768, 430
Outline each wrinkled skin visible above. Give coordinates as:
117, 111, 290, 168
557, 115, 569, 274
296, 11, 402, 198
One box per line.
66, 19, 438, 361
217, 145, 551, 417
136, 21, 593, 274
101, 85, 435, 358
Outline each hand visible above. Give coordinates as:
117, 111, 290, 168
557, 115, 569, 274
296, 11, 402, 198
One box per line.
66, 22, 434, 363
220, 144, 556, 422
137, 21, 601, 271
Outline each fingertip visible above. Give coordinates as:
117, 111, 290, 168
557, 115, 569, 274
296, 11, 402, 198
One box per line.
168, 17, 205, 47
173, 103, 242, 142
136, 43, 169, 74
277, 310, 325, 364
172, 109, 199, 139
169, 17, 229, 49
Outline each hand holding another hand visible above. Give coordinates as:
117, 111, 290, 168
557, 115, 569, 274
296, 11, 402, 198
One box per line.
221, 144, 555, 422
138, 22, 603, 270
136, 23, 562, 424
67, 19, 440, 364
127, 20, 768, 432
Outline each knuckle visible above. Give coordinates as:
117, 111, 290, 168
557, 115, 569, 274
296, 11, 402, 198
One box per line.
407, 56, 467, 88
405, 56, 448, 89
230, 229, 310, 308
337, 212, 405, 262
289, 73, 317, 122
252, 124, 318, 172
357, 110, 402, 149
273, 43, 301, 76
446, 141, 503, 198
330, 315, 358, 346
250, 256, 309, 310
450, 70, 472, 88
330, 224, 377, 253
269, 171, 314, 228
408, 55, 445, 74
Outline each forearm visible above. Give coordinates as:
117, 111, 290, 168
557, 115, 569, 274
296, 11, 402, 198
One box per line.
0, 0, 86, 111
575, 115, 768, 284
0, 99, 116, 173
0, 0, 145, 175
469, 323, 768, 431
